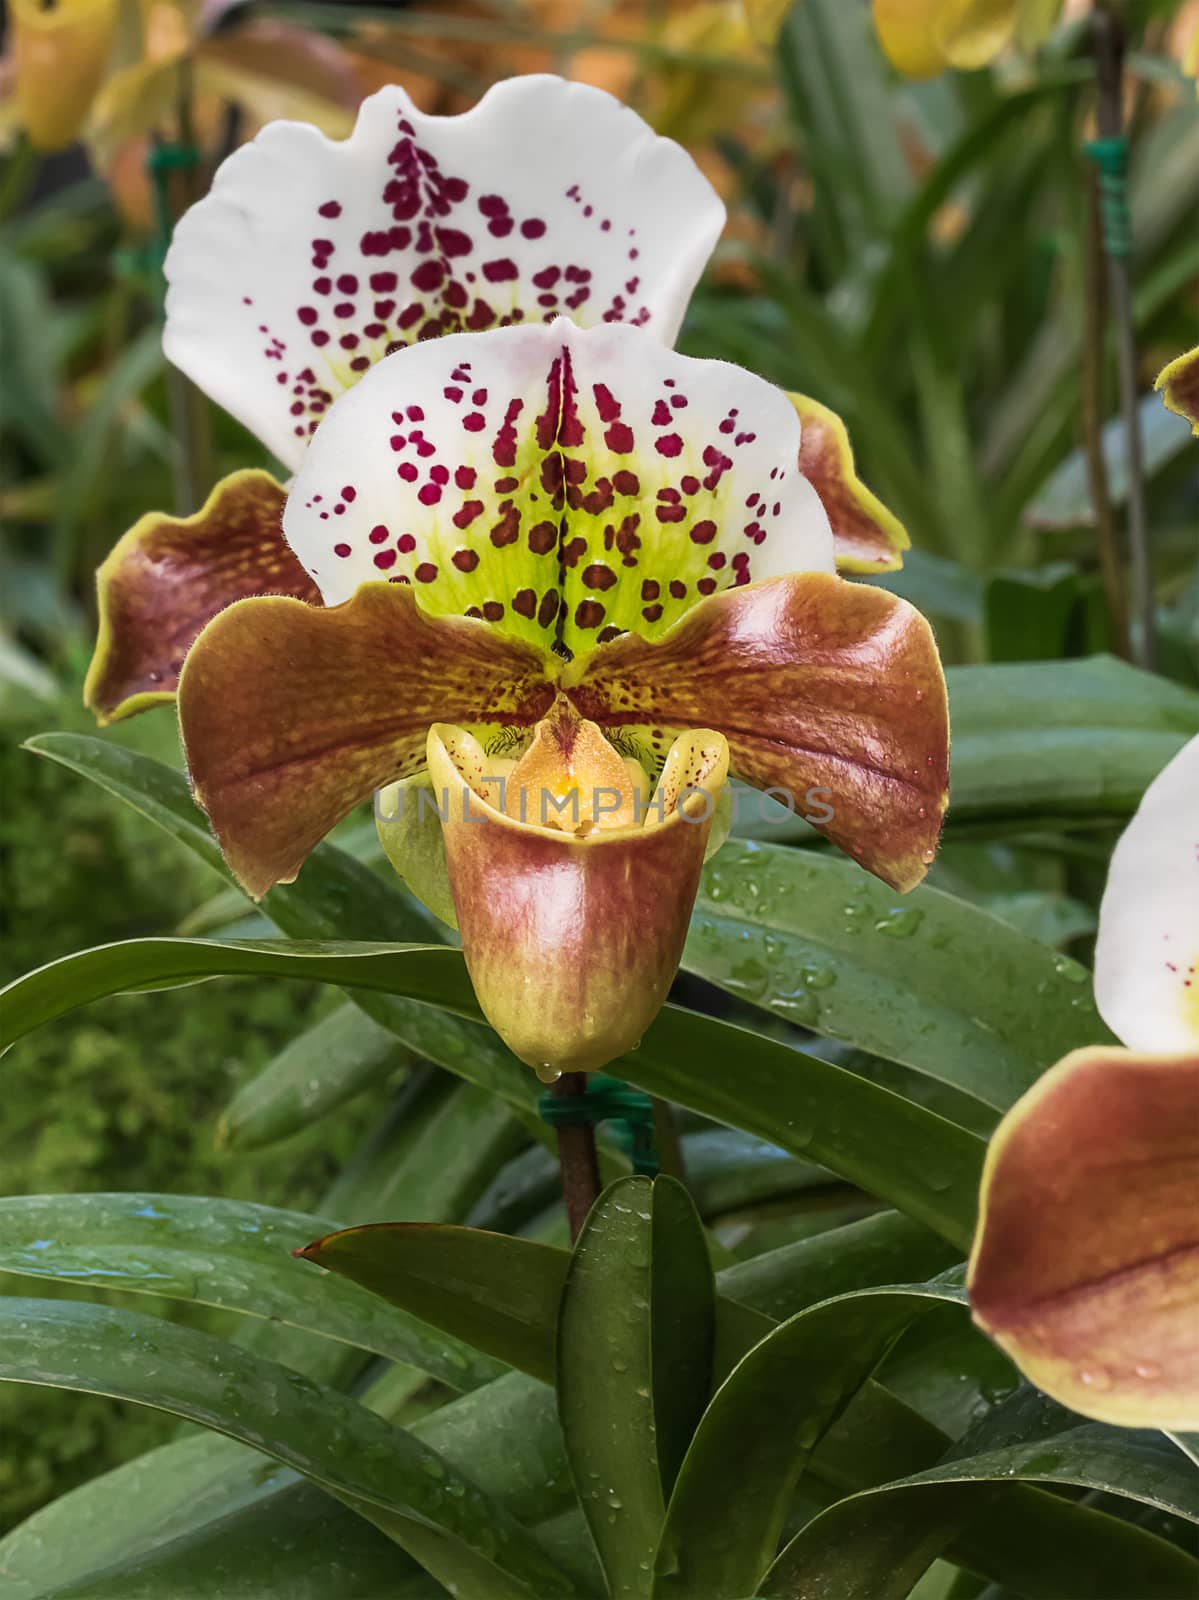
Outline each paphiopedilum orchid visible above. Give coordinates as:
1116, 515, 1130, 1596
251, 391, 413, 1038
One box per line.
969, 731, 1199, 1429
84, 74, 910, 726
84, 75, 949, 1078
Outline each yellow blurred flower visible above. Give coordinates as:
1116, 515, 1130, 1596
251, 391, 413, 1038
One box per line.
872, 0, 1063, 79
9, 0, 120, 151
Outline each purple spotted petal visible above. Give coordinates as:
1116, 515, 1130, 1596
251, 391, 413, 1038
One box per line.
164, 75, 725, 470
283, 318, 834, 657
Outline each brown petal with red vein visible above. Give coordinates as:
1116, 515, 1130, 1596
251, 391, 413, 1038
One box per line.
969, 1045, 1199, 1430
84, 469, 317, 724
428, 720, 728, 1076
566, 571, 948, 893
790, 392, 911, 574
177, 583, 557, 899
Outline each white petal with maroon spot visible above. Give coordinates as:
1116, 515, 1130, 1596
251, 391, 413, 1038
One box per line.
1094, 733, 1199, 1052
283, 318, 834, 657
164, 75, 725, 471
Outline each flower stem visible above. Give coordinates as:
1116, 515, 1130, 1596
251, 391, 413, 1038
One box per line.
551, 1073, 601, 1241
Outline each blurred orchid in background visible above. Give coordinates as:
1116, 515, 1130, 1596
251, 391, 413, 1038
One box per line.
871, 0, 1065, 78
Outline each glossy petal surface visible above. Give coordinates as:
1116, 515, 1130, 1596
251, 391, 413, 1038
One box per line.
428, 716, 728, 1074
790, 392, 910, 574
164, 75, 724, 469
567, 571, 949, 891
284, 319, 833, 653
177, 583, 556, 897
969, 1045, 1199, 1429
84, 470, 316, 723
1156, 345, 1199, 435
1094, 733, 1199, 1053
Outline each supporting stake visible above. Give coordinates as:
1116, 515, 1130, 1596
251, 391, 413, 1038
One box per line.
1089, 5, 1155, 671
551, 1072, 602, 1241
1081, 167, 1129, 658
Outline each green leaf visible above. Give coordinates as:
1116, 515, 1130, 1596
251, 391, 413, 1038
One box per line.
983, 564, 1093, 664
0, 1297, 574, 1600
873, 549, 985, 627
648, 1180, 717, 1496
0, 1192, 504, 1393
945, 656, 1199, 827
299, 1222, 568, 1383
761, 1426, 1199, 1599
653, 1285, 963, 1598
0, 1432, 289, 1600
686, 840, 1104, 1110
285, 1221, 1198, 1600
22, 733, 542, 1128
0, 935, 469, 1053
558, 1179, 665, 1595
623, 1009, 984, 1249
718, 1212, 960, 1323
20, 733, 429, 941
38, 1490, 410, 1600
324, 1067, 528, 1226
1025, 393, 1194, 529
219, 1002, 416, 1151
1, 927, 986, 1246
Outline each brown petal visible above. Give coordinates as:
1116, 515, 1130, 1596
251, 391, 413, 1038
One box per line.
969, 1045, 1199, 1429
566, 572, 948, 892
790, 393, 911, 574
428, 719, 728, 1076
177, 583, 557, 899
84, 470, 317, 723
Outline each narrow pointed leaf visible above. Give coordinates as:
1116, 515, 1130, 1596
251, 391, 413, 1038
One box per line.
0, 1298, 575, 1598
761, 1427, 1199, 1599
685, 839, 1105, 1109
557, 1177, 668, 1597
0, 935, 985, 1245
220, 1002, 415, 1150
654, 1285, 965, 1599
0, 1193, 503, 1392
293, 1223, 1198, 1600
945, 657, 1199, 827
300, 1222, 568, 1382
651, 1179, 717, 1495
35, 1489, 407, 1600
718, 1212, 960, 1323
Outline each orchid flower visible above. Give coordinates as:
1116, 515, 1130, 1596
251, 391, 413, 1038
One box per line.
84, 75, 910, 725
85, 75, 949, 1077
969, 732, 1199, 1429
172, 313, 949, 1075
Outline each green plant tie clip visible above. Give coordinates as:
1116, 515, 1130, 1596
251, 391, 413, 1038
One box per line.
1083, 135, 1132, 260
538, 1074, 659, 1176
